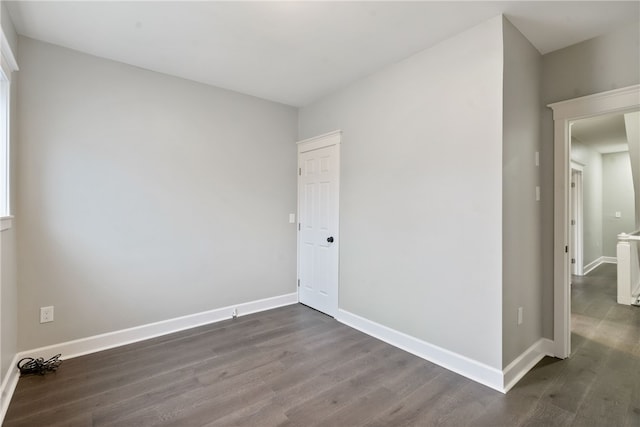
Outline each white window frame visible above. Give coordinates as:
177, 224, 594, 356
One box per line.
1, 28, 18, 231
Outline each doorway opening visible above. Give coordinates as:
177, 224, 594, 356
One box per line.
296, 130, 341, 317
548, 84, 639, 359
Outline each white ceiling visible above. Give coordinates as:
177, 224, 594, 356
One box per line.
6, 1, 640, 107
572, 113, 631, 154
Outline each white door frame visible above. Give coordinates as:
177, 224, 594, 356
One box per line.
296, 130, 341, 315
548, 84, 640, 359
570, 163, 584, 276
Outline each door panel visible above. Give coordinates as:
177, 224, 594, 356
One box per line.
298, 143, 339, 316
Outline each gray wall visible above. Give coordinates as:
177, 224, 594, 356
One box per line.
0, 0, 18, 386
542, 23, 640, 104
16, 37, 298, 350
540, 22, 640, 337
571, 141, 604, 266
501, 18, 542, 368
300, 17, 504, 369
602, 151, 635, 256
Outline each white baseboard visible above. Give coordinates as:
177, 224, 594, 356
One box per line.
0, 354, 20, 424
503, 338, 554, 392
0, 292, 297, 425
583, 257, 603, 275
336, 309, 505, 393
583, 256, 617, 275
583, 257, 601, 275
618, 295, 635, 305
18, 292, 298, 362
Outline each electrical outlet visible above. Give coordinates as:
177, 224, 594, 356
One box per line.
517, 307, 523, 325
40, 306, 54, 323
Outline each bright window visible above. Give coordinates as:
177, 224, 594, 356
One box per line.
0, 68, 9, 218
1, 29, 18, 228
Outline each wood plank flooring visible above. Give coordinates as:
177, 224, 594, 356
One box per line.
4, 264, 639, 426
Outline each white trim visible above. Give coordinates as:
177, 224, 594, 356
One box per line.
616, 238, 638, 305
336, 309, 506, 392
0, 28, 18, 76
570, 160, 585, 170
549, 85, 640, 121
337, 309, 556, 393
618, 232, 640, 242
549, 84, 640, 359
0, 354, 20, 424
502, 338, 554, 393
297, 130, 341, 153
0, 54, 12, 220
582, 256, 618, 276
616, 239, 633, 305
13, 293, 297, 364
570, 167, 583, 276
297, 130, 341, 317
583, 257, 602, 275
0, 216, 12, 232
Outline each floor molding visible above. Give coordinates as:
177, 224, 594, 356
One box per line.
583, 257, 601, 275
19, 293, 298, 362
0, 292, 297, 424
583, 256, 617, 275
336, 309, 505, 393
0, 354, 20, 424
502, 338, 555, 393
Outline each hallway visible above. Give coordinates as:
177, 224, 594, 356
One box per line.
565, 263, 640, 425
571, 263, 638, 356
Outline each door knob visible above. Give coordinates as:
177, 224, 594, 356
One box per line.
327, 236, 334, 243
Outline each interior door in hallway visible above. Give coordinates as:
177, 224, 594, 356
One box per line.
297, 133, 340, 317
570, 166, 583, 276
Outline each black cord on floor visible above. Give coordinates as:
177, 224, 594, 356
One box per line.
17, 354, 62, 376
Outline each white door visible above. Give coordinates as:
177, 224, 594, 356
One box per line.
570, 166, 584, 276
297, 132, 340, 317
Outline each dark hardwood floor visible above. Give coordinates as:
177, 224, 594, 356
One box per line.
4, 264, 639, 426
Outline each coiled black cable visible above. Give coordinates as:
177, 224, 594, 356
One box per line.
17, 354, 62, 376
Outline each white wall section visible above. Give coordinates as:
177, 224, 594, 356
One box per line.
16, 37, 298, 350
300, 16, 504, 370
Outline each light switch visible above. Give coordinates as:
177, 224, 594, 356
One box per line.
535, 152, 539, 167
289, 213, 296, 223
615, 211, 622, 218
536, 186, 540, 201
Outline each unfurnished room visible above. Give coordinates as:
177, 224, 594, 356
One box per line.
0, 1, 639, 426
